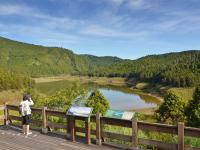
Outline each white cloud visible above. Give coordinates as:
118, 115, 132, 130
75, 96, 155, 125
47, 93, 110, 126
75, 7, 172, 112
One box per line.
154, 19, 185, 32
128, 0, 144, 8
110, 0, 125, 5
1, 0, 200, 45
0, 3, 149, 39
0, 23, 81, 45
0, 3, 84, 32
154, 10, 200, 33
80, 24, 148, 38
109, 0, 152, 10
0, 3, 35, 15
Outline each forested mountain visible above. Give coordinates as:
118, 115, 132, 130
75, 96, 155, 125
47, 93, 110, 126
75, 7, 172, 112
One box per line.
0, 36, 122, 76
94, 51, 200, 87
0, 36, 200, 87
81, 54, 123, 67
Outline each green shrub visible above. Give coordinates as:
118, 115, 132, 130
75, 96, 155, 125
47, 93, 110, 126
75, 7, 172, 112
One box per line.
86, 90, 110, 115
156, 91, 185, 124
185, 85, 200, 127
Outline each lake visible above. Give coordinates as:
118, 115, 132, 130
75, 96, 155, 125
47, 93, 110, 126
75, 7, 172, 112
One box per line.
35, 80, 161, 111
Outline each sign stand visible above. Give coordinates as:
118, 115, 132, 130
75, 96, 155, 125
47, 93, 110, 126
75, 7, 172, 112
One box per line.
70, 116, 76, 142
85, 117, 91, 145
67, 106, 93, 145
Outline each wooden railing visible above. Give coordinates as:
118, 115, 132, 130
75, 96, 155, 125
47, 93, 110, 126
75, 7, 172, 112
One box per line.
0, 105, 5, 124
1, 104, 200, 150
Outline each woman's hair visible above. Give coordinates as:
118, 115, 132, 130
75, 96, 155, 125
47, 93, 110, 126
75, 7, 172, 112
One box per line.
23, 93, 30, 101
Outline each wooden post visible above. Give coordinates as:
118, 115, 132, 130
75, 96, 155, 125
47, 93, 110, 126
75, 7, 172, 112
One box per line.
132, 118, 138, 150
42, 107, 47, 128
178, 122, 184, 150
70, 116, 75, 142
101, 117, 105, 143
4, 103, 8, 126
96, 113, 102, 146
67, 115, 70, 134
42, 107, 48, 133
85, 117, 91, 145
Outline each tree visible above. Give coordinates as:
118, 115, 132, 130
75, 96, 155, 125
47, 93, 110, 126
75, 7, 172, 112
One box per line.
156, 91, 185, 124
47, 84, 87, 110
185, 85, 200, 127
28, 83, 87, 111
86, 90, 110, 114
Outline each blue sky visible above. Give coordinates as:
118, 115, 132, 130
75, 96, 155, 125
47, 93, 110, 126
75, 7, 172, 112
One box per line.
0, 0, 200, 59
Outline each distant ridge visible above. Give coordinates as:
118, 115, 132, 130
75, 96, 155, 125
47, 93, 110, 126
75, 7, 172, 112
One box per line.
0, 36, 123, 76
0, 36, 199, 87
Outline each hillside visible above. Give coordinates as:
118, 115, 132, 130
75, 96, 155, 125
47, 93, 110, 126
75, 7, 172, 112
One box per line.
101, 51, 200, 87
0, 69, 34, 91
0, 36, 123, 76
0, 36, 200, 87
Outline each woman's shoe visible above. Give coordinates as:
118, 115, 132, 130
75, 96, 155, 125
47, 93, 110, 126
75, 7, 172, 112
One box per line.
26, 132, 32, 135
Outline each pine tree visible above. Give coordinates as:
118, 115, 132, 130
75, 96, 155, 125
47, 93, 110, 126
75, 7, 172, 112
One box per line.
86, 90, 110, 114
185, 85, 200, 127
156, 91, 185, 124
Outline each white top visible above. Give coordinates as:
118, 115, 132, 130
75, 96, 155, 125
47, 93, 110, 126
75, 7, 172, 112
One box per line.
20, 99, 34, 116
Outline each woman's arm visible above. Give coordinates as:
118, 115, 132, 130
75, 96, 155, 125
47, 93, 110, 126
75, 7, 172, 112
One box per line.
29, 98, 34, 106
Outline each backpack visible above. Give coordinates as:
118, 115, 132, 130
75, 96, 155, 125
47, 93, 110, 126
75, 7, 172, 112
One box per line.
19, 104, 23, 115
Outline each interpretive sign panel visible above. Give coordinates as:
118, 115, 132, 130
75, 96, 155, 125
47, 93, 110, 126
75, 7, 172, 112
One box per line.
67, 106, 93, 117
104, 109, 134, 120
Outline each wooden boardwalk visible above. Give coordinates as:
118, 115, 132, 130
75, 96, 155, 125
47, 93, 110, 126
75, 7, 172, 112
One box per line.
3, 105, 200, 150
0, 126, 117, 150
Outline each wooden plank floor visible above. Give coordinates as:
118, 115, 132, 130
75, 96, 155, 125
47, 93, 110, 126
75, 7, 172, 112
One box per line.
0, 126, 117, 150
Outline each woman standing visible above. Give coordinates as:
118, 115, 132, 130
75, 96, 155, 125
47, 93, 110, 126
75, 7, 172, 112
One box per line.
19, 93, 34, 135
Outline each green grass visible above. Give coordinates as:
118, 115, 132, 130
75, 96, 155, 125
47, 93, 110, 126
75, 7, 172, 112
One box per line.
169, 87, 195, 102
135, 82, 150, 89
0, 107, 3, 125
0, 90, 22, 105
34, 76, 128, 86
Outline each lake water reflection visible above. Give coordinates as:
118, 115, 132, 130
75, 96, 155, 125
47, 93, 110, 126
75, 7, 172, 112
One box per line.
87, 84, 159, 110
36, 80, 160, 111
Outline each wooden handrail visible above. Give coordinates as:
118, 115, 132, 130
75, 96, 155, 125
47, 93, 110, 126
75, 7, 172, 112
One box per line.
7, 105, 19, 111
101, 117, 132, 127
4, 104, 200, 149
138, 121, 178, 134
185, 126, 200, 138
31, 108, 42, 114
46, 109, 66, 118
0, 105, 5, 121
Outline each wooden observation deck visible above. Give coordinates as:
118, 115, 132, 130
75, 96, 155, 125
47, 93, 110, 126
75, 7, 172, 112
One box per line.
0, 104, 200, 150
